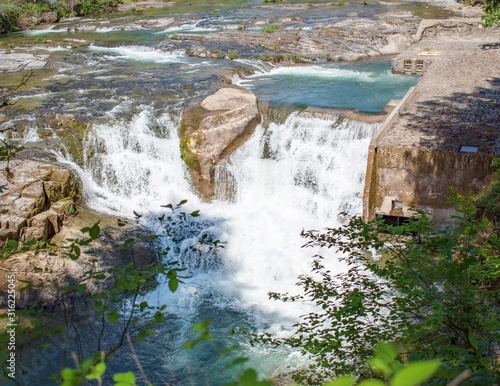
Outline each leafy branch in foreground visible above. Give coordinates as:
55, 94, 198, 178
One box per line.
260, 191, 500, 385
1, 200, 216, 384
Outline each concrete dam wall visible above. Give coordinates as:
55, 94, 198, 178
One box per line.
363, 19, 500, 224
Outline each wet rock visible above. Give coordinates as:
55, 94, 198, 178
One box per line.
180, 87, 260, 200
0, 52, 48, 72
172, 13, 420, 63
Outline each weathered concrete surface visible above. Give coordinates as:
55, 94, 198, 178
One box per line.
180, 87, 260, 200
364, 19, 500, 223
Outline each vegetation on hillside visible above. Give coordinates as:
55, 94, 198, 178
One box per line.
0, 0, 121, 32
1, 0, 499, 33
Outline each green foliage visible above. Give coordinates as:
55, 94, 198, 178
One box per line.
324, 342, 440, 386
482, 0, 500, 25
0, 0, 119, 31
0, 200, 222, 384
258, 54, 274, 62
228, 51, 238, 60
184, 320, 273, 386
262, 24, 282, 33
261, 194, 500, 384
61, 356, 106, 386
0, 1, 20, 32
113, 371, 137, 386
464, 0, 500, 25
179, 135, 201, 173
78, 0, 119, 16
477, 157, 500, 229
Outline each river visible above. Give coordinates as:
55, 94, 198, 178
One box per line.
0, 1, 433, 384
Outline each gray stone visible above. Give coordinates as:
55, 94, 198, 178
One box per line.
180, 87, 260, 200
0, 53, 49, 72
0, 160, 77, 243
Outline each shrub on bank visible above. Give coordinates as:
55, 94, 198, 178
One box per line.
0, 0, 121, 32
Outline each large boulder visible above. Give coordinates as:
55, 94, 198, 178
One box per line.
0, 160, 78, 243
0, 208, 155, 309
180, 87, 260, 200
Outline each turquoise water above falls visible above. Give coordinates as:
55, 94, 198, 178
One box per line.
238, 60, 419, 112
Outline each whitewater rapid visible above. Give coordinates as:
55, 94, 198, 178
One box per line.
62, 108, 377, 320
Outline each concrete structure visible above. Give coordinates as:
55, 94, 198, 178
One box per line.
363, 19, 500, 224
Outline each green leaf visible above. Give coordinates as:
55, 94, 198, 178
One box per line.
390, 360, 440, 386
191, 210, 200, 217
85, 362, 106, 380
322, 376, 356, 386
358, 380, 385, 386
123, 238, 135, 247
95, 362, 106, 377
61, 368, 78, 381
367, 357, 392, 379
184, 341, 194, 349
108, 310, 119, 325
6, 239, 18, 248
168, 277, 179, 292
74, 284, 86, 293
193, 320, 210, 332
30, 318, 41, 327
89, 223, 100, 239
136, 329, 147, 343
113, 371, 136, 385
468, 331, 478, 350
154, 311, 164, 323
230, 357, 249, 366
72, 245, 81, 257
236, 368, 273, 386
375, 342, 398, 363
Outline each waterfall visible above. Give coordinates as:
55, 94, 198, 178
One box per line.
211, 112, 378, 319
60, 106, 378, 323
74, 109, 199, 216
53, 107, 379, 382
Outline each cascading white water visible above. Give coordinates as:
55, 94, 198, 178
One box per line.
74, 109, 199, 215
211, 112, 378, 320
54, 107, 378, 381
